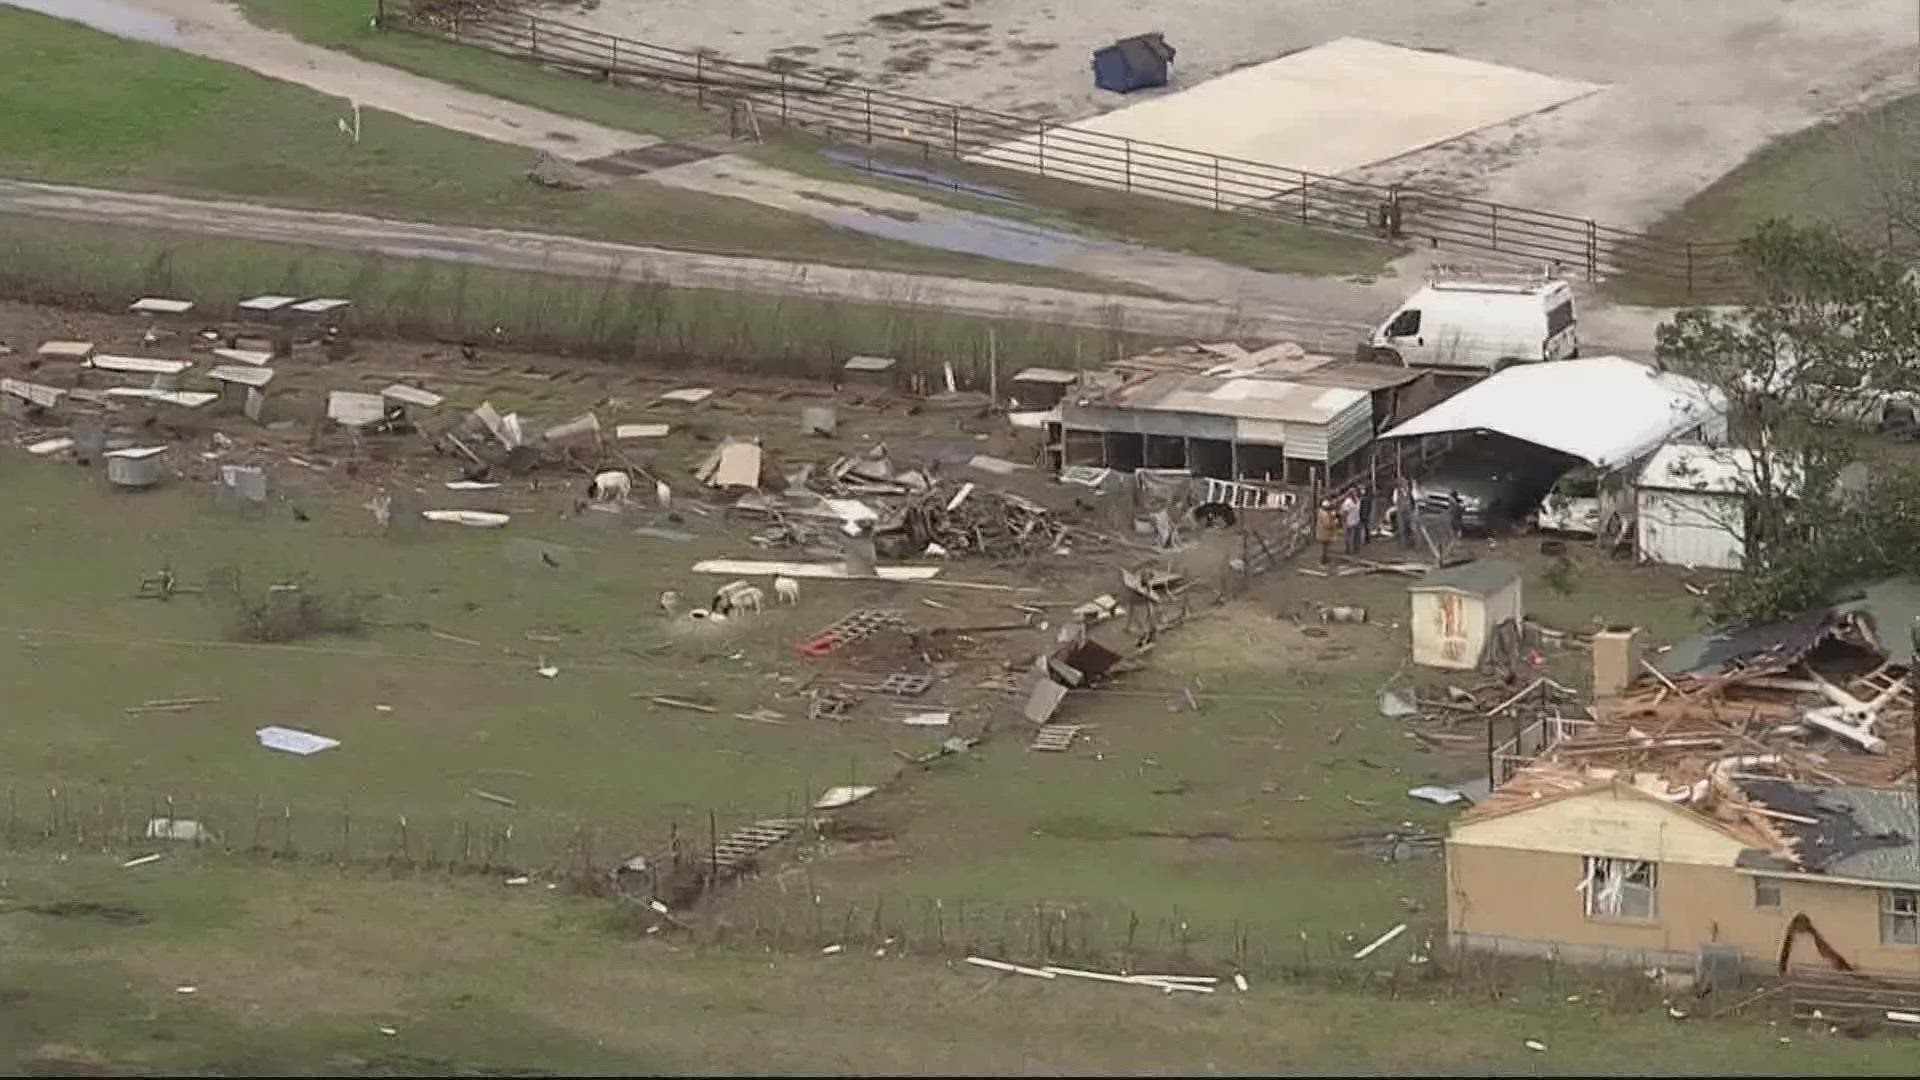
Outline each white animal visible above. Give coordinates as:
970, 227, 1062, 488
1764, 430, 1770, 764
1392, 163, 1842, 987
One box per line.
588, 470, 631, 502
659, 590, 681, 617
774, 576, 800, 605
712, 579, 754, 614
731, 585, 766, 614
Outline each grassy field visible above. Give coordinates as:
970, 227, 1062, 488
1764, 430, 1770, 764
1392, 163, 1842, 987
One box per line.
4, 848, 1914, 1075
0, 6, 1132, 296
0, 451, 911, 850
1608, 91, 1920, 304
0, 214, 1155, 380
232, 0, 1400, 279
730, 541, 1710, 953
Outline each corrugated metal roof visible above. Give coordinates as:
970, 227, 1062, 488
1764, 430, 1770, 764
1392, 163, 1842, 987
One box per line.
1293, 362, 1429, 392
1380, 357, 1727, 468
1102, 373, 1367, 425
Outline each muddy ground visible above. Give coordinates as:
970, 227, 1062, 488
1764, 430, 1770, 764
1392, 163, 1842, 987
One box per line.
547, 0, 1920, 227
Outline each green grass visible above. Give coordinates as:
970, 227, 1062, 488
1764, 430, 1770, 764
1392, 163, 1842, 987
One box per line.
233, 0, 1399, 280
0, 454, 906, 850
0, 214, 1156, 381
1, 848, 1912, 1074
750, 542, 1708, 949
0, 7, 1129, 296
1607, 92, 1920, 305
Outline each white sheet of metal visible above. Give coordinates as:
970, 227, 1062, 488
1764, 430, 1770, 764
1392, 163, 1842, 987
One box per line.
1380, 357, 1726, 468
975, 38, 1601, 184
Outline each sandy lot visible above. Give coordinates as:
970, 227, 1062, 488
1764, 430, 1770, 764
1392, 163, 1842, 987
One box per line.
556, 0, 1920, 226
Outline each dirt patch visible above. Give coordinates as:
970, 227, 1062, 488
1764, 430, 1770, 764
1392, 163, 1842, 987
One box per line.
869, 7, 991, 34
24, 901, 150, 926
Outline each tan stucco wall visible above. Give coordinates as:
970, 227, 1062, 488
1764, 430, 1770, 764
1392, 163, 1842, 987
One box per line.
1447, 843, 1920, 977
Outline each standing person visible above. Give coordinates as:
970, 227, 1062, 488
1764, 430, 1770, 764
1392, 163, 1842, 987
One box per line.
1340, 489, 1362, 555
1447, 489, 1466, 539
1314, 499, 1339, 565
1357, 483, 1375, 547
1394, 478, 1417, 551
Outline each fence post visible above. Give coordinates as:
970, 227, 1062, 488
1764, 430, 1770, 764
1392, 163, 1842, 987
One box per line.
1036, 123, 1046, 177
1490, 204, 1500, 249
696, 52, 705, 109
779, 72, 789, 126
451, 5, 460, 40
1685, 242, 1695, 300
951, 108, 960, 158
1212, 158, 1221, 211
1124, 141, 1132, 192
865, 89, 873, 144
375, 0, 386, 30
610, 38, 619, 79
1299, 171, 1309, 226
529, 16, 538, 61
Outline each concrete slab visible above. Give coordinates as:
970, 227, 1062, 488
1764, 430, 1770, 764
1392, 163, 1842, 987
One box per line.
977, 39, 1600, 186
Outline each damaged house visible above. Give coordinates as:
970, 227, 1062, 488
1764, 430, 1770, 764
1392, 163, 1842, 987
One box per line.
1447, 770, 1920, 976
1455, 587, 1920, 976
1054, 342, 1440, 490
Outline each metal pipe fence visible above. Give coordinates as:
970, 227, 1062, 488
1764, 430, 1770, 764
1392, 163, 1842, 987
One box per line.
382, 0, 1747, 299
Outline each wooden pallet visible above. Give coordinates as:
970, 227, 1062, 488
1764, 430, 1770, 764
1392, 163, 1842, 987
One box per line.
1030, 724, 1082, 752
707, 818, 803, 876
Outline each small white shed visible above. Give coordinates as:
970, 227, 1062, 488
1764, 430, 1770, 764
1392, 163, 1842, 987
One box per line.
1408, 559, 1524, 670
1635, 445, 1780, 572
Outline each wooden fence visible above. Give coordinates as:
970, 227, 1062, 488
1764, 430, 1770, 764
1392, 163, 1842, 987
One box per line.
380, 0, 1747, 299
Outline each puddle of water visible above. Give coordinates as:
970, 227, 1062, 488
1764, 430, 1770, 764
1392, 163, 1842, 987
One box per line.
822, 148, 1023, 205
825, 201, 1133, 269
3, 0, 183, 44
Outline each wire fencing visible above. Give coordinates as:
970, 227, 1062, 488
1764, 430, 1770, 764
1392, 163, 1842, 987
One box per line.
382, 0, 1748, 299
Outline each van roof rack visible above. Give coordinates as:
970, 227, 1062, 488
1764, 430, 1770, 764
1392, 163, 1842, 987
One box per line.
1426, 263, 1564, 291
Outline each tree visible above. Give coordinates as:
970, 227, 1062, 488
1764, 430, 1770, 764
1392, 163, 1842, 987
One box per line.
1654, 220, 1920, 622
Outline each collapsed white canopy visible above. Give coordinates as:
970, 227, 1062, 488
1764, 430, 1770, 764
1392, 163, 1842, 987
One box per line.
1380, 357, 1727, 468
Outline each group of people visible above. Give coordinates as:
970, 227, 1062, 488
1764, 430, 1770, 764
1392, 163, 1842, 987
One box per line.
1313, 478, 1463, 564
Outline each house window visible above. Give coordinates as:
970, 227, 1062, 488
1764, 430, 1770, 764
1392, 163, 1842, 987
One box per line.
1882, 890, 1919, 945
1581, 856, 1657, 922
1753, 877, 1780, 909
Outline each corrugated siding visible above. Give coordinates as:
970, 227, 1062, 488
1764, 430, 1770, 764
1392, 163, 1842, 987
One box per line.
1321, 397, 1374, 463
1637, 490, 1746, 571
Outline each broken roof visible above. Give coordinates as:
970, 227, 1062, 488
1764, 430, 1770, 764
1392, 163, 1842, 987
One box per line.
1380, 357, 1727, 468
1291, 361, 1431, 393
1085, 372, 1368, 426
1407, 558, 1519, 596
1736, 779, 1918, 883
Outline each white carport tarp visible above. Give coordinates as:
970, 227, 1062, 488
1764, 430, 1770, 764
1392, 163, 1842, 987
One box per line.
1379, 357, 1727, 468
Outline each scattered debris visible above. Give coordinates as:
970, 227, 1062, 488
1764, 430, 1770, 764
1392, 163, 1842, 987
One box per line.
646, 695, 718, 714
255, 726, 340, 755
899, 711, 952, 727
1030, 723, 1081, 752
119, 853, 165, 869
659, 387, 714, 405
964, 956, 1056, 980
469, 788, 518, 808
422, 510, 511, 528
813, 785, 877, 810
1351, 923, 1408, 960
1406, 785, 1469, 806
615, 422, 671, 440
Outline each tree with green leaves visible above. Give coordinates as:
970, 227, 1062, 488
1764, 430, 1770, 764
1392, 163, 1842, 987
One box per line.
1654, 220, 1920, 622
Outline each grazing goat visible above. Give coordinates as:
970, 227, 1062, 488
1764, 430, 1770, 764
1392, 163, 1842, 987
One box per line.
730, 585, 766, 614
587, 470, 631, 502
774, 576, 801, 605
659, 590, 681, 617
712, 579, 754, 614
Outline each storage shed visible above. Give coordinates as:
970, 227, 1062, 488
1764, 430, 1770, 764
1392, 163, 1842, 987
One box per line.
1408, 559, 1523, 670
1092, 33, 1175, 94
1060, 372, 1373, 485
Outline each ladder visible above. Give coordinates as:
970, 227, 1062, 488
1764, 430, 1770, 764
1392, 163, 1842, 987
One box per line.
706, 818, 803, 878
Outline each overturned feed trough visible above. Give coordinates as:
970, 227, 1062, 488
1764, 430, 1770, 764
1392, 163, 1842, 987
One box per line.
105, 446, 167, 489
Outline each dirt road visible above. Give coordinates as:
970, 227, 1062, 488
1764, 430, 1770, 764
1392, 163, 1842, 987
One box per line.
0, 178, 1375, 343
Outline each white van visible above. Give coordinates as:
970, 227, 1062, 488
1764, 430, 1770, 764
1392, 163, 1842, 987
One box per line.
1364, 272, 1579, 372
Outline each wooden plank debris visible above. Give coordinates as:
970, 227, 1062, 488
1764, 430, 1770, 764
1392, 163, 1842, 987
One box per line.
1351, 923, 1408, 960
